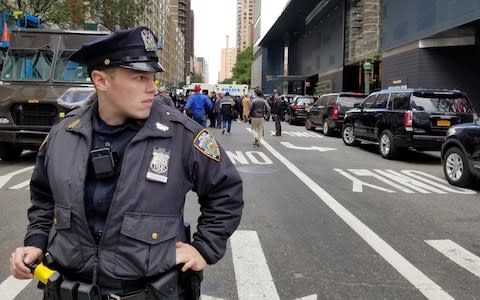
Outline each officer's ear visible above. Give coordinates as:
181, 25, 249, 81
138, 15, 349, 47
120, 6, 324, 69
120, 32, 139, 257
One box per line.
91, 69, 114, 92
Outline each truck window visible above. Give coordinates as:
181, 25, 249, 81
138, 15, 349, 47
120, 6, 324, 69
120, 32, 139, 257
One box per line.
53, 51, 91, 83
1, 49, 53, 81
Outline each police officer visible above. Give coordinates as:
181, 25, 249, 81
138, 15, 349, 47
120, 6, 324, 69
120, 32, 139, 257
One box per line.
9, 26, 243, 299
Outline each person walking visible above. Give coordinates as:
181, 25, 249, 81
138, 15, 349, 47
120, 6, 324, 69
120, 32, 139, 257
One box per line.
242, 93, 250, 122
208, 92, 217, 128
154, 85, 175, 107
9, 26, 243, 299
184, 84, 212, 127
249, 89, 271, 146
220, 92, 236, 135
214, 92, 223, 128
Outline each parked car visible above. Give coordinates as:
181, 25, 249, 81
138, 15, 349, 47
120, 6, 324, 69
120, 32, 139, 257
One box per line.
441, 120, 480, 187
284, 95, 316, 125
342, 88, 476, 159
306, 92, 366, 136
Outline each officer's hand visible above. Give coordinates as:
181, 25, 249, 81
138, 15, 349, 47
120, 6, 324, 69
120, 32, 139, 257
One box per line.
9, 246, 43, 279
175, 242, 207, 272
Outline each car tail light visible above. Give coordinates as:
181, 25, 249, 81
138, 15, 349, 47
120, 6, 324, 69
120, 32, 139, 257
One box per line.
404, 110, 413, 131
332, 104, 340, 119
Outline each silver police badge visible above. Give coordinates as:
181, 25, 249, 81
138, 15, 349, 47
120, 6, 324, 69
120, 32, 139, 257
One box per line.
146, 147, 170, 183
141, 29, 158, 52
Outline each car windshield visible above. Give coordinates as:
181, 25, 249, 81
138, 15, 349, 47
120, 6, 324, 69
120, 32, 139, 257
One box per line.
338, 96, 365, 107
296, 97, 314, 105
53, 51, 91, 83
1, 49, 53, 81
411, 94, 473, 113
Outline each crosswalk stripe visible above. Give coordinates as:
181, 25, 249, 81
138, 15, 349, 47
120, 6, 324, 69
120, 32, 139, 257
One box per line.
0, 276, 32, 300
9, 179, 30, 190
231, 230, 280, 300
426, 239, 480, 278
0, 166, 34, 189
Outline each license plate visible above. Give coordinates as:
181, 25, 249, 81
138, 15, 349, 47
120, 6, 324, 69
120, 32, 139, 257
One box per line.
437, 120, 451, 127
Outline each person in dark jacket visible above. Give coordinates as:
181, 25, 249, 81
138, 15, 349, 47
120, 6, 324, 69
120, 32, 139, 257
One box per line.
154, 86, 175, 107
271, 92, 284, 136
248, 89, 271, 146
220, 92, 236, 135
9, 26, 243, 299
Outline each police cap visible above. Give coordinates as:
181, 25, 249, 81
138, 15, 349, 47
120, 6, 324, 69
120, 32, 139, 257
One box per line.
69, 26, 164, 73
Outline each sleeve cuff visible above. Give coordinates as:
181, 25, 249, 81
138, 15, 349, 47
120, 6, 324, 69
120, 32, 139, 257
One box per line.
191, 241, 215, 265
24, 234, 48, 253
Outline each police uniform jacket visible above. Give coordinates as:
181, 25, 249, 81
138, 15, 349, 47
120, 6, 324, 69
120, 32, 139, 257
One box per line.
24, 98, 244, 282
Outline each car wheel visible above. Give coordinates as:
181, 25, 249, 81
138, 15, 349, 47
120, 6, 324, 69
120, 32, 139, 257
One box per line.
305, 118, 315, 130
443, 147, 473, 187
379, 130, 399, 159
0, 142, 23, 161
342, 123, 360, 146
323, 119, 332, 136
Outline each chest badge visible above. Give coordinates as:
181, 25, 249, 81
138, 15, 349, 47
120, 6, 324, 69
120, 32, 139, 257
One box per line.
146, 147, 170, 183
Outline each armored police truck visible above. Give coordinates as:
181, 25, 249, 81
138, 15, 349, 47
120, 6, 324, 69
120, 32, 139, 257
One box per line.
0, 28, 108, 160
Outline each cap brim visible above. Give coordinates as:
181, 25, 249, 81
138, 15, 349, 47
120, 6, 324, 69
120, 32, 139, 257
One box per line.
119, 61, 164, 73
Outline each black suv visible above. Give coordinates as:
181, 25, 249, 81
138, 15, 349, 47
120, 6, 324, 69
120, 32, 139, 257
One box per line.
441, 120, 480, 187
342, 88, 476, 159
306, 92, 366, 136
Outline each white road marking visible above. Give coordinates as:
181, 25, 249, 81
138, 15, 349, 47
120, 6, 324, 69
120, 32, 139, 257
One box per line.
426, 240, 480, 278
0, 166, 34, 189
280, 142, 336, 152
9, 179, 30, 190
231, 230, 280, 300
231, 230, 316, 300
251, 129, 453, 299
0, 276, 32, 300
201, 295, 225, 300
334, 168, 395, 193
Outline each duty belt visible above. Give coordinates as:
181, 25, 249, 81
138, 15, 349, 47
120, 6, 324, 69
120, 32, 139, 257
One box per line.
104, 289, 147, 300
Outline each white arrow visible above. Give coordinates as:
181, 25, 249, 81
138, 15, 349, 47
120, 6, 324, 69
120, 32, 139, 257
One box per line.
280, 142, 336, 152
0, 166, 34, 189
231, 230, 317, 300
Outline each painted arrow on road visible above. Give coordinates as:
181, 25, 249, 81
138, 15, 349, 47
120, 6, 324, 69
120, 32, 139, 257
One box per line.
280, 142, 336, 152
231, 230, 317, 300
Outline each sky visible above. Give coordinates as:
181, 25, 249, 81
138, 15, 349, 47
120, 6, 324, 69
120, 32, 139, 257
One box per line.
191, 0, 237, 84
190, 0, 289, 84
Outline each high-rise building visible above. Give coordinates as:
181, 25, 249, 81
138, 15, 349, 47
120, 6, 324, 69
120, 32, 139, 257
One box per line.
194, 57, 208, 82
171, 0, 194, 80
219, 48, 237, 82
237, 0, 255, 52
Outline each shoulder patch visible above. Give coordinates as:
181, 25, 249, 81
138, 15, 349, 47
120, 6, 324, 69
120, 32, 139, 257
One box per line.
193, 129, 221, 162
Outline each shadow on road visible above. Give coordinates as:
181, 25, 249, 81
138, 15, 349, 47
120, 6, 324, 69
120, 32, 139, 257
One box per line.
0, 151, 37, 165
357, 144, 441, 165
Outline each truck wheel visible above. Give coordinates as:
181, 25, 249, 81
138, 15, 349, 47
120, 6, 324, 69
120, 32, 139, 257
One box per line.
379, 130, 399, 159
443, 146, 473, 187
342, 123, 360, 146
0, 143, 23, 161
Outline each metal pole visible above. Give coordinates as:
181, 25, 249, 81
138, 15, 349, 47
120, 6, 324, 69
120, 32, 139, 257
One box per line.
364, 70, 370, 95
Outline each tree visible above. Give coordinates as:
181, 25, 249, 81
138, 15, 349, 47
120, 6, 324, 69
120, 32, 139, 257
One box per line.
228, 46, 253, 85
0, 0, 148, 30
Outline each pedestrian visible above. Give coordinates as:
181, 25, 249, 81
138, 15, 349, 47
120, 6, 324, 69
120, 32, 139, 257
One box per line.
154, 85, 175, 107
249, 89, 271, 146
9, 26, 243, 299
184, 84, 212, 127
214, 93, 223, 128
272, 92, 283, 136
208, 92, 217, 128
220, 92, 236, 135
242, 93, 250, 122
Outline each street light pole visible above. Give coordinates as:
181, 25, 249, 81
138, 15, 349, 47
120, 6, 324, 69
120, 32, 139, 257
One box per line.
363, 61, 372, 95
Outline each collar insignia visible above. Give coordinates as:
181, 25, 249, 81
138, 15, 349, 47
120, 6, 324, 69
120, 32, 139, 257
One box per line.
155, 122, 169, 132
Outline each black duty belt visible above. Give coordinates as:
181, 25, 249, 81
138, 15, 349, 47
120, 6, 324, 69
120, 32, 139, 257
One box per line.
103, 289, 147, 300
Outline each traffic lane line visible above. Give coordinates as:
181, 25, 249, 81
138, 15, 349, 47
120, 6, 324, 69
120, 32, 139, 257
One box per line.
251, 128, 454, 299
0, 276, 32, 300
426, 240, 480, 278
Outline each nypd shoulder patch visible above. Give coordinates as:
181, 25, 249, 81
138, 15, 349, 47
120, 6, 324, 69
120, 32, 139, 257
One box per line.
193, 129, 221, 162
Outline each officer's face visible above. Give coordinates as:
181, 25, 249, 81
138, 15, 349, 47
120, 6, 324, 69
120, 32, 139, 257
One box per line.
95, 67, 156, 124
